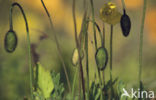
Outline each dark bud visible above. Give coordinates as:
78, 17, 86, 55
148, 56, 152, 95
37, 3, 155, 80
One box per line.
4, 30, 17, 53
95, 47, 108, 70
120, 9, 131, 37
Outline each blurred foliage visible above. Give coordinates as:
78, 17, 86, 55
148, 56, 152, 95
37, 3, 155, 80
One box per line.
0, 0, 156, 99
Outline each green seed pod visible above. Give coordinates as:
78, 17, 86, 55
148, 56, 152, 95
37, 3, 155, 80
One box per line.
95, 47, 108, 70
4, 30, 17, 53
72, 48, 84, 66
120, 9, 131, 37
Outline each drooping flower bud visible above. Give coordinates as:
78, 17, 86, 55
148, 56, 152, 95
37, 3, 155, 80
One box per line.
95, 47, 108, 70
120, 10, 131, 37
4, 30, 17, 53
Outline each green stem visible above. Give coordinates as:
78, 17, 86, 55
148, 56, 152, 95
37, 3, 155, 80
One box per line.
121, 0, 126, 11
102, 23, 105, 85
85, 31, 89, 100
102, 23, 105, 48
72, 67, 78, 100
40, 0, 72, 92
139, 0, 147, 88
87, 20, 103, 47
110, 25, 114, 98
90, 0, 97, 50
10, 2, 33, 99
97, 69, 103, 100
72, 0, 86, 99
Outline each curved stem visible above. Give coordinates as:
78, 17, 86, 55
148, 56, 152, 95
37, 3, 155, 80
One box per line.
40, 0, 71, 92
139, 0, 147, 87
110, 25, 114, 98
94, 22, 103, 46
72, 0, 86, 99
87, 20, 103, 47
10, 2, 33, 99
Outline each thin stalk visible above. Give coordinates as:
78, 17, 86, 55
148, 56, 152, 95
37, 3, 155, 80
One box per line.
85, 31, 89, 99
87, 20, 103, 46
40, 0, 71, 92
139, 0, 147, 89
10, 3, 33, 99
121, 0, 126, 11
90, 0, 97, 50
72, 67, 78, 100
110, 25, 114, 98
87, 20, 104, 100
102, 23, 105, 85
97, 69, 103, 100
72, 0, 86, 100
78, 68, 82, 100
102, 23, 105, 48
83, 1, 89, 99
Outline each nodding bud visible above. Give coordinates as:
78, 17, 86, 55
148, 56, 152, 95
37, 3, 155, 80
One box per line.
4, 30, 17, 53
95, 47, 108, 71
120, 9, 131, 37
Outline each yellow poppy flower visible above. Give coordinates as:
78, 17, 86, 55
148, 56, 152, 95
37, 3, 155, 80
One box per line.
100, 2, 121, 25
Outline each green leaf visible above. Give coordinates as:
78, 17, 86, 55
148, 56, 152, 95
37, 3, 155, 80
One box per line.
37, 63, 54, 99
51, 71, 65, 99
89, 82, 101, 100
117, 80, 127, 100
104, 78, 118, 91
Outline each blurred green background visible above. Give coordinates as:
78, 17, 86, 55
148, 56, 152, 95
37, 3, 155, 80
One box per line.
0, 0, 156, 99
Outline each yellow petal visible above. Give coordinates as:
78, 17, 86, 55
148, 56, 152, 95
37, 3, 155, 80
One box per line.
100, 2, 121, 25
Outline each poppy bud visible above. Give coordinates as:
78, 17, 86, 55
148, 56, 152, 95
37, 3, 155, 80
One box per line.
95, 47, 108, 70
120, 9, 131, 37
72, 48, 84, 66
4, 30, 17, 53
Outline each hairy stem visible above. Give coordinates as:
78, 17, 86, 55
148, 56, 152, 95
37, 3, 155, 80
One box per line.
139, 0, 147, 88
72, 0, 86, 99
40, 0, 71, 92
10, 2, 33, 99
